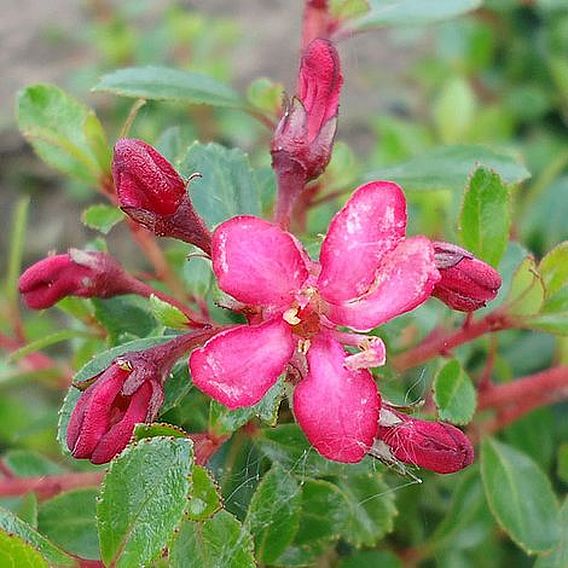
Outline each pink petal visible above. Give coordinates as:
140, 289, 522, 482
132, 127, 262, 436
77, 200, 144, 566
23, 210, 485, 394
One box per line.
318, 181, 407, 303
212, 216, 309, 307
327, 236, 440, 332
189, 318, 295, 409
293, 333, 380, 463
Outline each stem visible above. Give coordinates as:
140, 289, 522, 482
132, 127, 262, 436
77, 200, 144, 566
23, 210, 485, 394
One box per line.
273, 158, 308, 230
302, 0, 334, 47
392, 312, 511, 372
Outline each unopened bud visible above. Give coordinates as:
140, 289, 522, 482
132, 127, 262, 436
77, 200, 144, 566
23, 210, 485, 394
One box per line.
432, 242, 502, 312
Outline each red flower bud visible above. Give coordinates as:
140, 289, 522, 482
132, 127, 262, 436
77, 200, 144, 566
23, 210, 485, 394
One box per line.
112, 138, 186, 216
432, 242, 502, 312
271, 38, 343, 181
19, 249, 141, 310
374, 408, 474, 474
112, 139, 212, 254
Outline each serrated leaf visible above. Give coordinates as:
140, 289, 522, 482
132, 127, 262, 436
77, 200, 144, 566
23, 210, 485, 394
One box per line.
38, 489, 99, 561
0, 530, 48, 568
81, 204, 123, 234
94, 66, 243, 108
244, 465, 301, 564
169, 510, 255, 568
539, 242, 568, 298
506, 256, 545, 317
481, 438, 560, 554
178, 142, 261, 227
149, 295, 190, 329
433, 359, 477, 425
334, 473, 397, 547
133, 422, 189, 441
187, 465, 222, 522
97, 437, 193, 568
350, 0, 481, 30
17, 84, 109, 183
0, 507, 75, 566
459, 166, 510, 267
534, 497, 568, 568
366, 145, 529, 193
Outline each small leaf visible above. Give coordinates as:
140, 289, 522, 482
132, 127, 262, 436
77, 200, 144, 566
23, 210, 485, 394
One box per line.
94, 66, 243, 108
38, 489, 99, 560
81, 204, 124, 234
534, 497, 568, 568
458, 166, 511, 267
539, 242, 568, 298
481, 438, 560, 554
97, 437, 193, 568
169, 511, 255, 568
0, 530, 49, 568
0, 507, 75, 566
506, 256, 545, 317
178, 142, 262, 227
244, 465, 301, 564
187, 465, 222, 522
149, 295, 190, 329
133, 422, 189, 441
433, 359, 477, 425
246, 77, 283, 116
433, 77, 477, 144
17, 84, 110, 183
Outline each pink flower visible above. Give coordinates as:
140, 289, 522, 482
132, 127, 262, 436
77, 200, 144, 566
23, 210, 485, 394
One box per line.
372, 406, 474, 474
19, 249, 143, 310
432, 242, 502, 312
189, 181, 440, 463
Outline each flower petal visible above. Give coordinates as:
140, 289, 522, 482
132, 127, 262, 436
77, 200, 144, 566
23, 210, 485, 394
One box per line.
327, 236, 440, 332
293, 333, 380, 463
318, 181, 407, 303
212, 216, 309, 307
189, 318, 295, 409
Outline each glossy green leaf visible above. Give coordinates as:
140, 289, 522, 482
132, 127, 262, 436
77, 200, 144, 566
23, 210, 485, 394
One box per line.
366, 145, 529, 193
169, 510, 255, 568
539, 242, 568, 298
433, 359, 477, 424
0, 530, 48, 568
149, 295, 190, 329
350, 0, 481, 30
97, 437, 193, 568
94, 66, 243, 108
0, 507, 75, 566
481, 438, 560, 554
244, 465, 301, 564
459, 167, 511, 267
334, 472, 397, 547
81, 204, 124, 235
17, 84, 109, 183
178, 142, 261, 227
534, 497, 568, 568
506, 256, 545, 317
187, 465, 222, 522
38, 489, 99, 560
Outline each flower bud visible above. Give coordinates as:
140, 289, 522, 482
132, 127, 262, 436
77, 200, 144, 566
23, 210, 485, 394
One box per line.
19, 249, 141, 310
373, 407, 474, 474
432, 242, 502, 312
271, 38, 342, 181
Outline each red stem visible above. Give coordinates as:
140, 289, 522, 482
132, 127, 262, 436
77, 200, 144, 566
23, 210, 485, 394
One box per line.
302, 0, 336, 47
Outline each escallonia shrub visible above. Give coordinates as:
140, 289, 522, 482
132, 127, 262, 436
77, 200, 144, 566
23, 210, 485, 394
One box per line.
7, 1, 568, 566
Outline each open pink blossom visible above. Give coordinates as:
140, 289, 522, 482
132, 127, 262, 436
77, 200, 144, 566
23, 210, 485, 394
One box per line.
189, 180, 440, 463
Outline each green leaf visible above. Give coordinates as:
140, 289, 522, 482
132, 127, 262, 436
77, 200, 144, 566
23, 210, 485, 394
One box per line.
133, 422, 189, 441
506, 256, 545, 317
481, 438, 560, 554
38, 489, 99, 560
169, 510, 255, 568
539, 242, 568, 298
178, 142, 262, 227
6, 198, 29, 308
244, 465, 301, 564
350, 0, 481, 30
17, 84, 110, 183
0, 507, 75, 566
534, 497, 568, 568
187, 465, 222, 522
433, 359, 477, 425
334, 472, 397, 547
458, 167, 511, 267
365, 145, 529, 193
94, 66, 243, 108
339, 550, 402, 568
81, 204, 124, 235
209, 379, 284, 436
433, 77, 477, 144
558, 444, 568, 484
2, 451, 65, 477
0, 530, 49, 568
149, 295, 190, 329
246, 77, 283, 116
97, 437, 193, 568
57, 388, 81, 456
